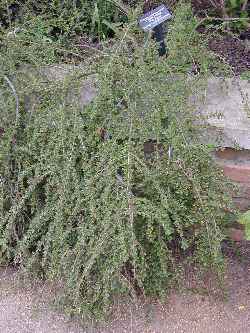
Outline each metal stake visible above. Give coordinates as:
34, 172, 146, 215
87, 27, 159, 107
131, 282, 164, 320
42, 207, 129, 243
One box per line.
153, 23, 166, 57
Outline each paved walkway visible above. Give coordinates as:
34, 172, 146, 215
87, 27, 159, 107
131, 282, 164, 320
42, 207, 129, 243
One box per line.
1, 250, 250, 333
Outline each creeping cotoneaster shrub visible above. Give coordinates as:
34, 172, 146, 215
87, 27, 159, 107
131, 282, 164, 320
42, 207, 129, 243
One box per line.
0, 4, 233, 317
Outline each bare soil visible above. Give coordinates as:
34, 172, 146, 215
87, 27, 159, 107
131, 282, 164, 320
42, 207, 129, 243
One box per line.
1, 243, 250, 333
208, 34, 250, 75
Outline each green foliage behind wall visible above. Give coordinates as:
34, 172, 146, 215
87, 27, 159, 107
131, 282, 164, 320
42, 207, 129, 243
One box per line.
0, 0, 127, 42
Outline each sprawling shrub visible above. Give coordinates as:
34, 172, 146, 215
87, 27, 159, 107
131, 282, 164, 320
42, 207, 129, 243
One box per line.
0, 4, 232, 317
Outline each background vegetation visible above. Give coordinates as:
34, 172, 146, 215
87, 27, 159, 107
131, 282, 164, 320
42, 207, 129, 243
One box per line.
0, 0, 249, 44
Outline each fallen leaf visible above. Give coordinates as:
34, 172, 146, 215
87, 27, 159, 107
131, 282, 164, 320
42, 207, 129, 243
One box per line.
238, 305, 246, 311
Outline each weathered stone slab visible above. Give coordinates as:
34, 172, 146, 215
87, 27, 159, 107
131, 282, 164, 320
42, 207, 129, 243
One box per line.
39, 70, 250, 150
25, 66, 250, 210
22, 66, 250, 147
38, 64, 98, 108
191, 77, 250, 212
193, 77, 250, 149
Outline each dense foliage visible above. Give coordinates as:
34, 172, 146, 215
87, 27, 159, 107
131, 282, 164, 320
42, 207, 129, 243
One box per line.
0, 0, 128, 42
1, 0, 249, 43
0, 3, 233, 318
192, 0, 250, 32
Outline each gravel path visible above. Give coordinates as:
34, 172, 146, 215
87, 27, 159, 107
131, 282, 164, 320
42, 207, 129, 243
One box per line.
0, 267, 85, 333
1, 250, 250, 333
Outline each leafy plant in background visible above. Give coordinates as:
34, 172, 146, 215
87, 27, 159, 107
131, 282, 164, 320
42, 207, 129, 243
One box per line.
225, 0, 249, 31
0, 0, 128, 42
238, 211, 250, 240
240, 70, 250, 81
193, 0, 249, 33
0, 4, 233, 318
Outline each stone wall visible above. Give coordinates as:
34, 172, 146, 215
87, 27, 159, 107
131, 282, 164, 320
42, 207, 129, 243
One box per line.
36, 68, 250, 211
214, 148, 250, 211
